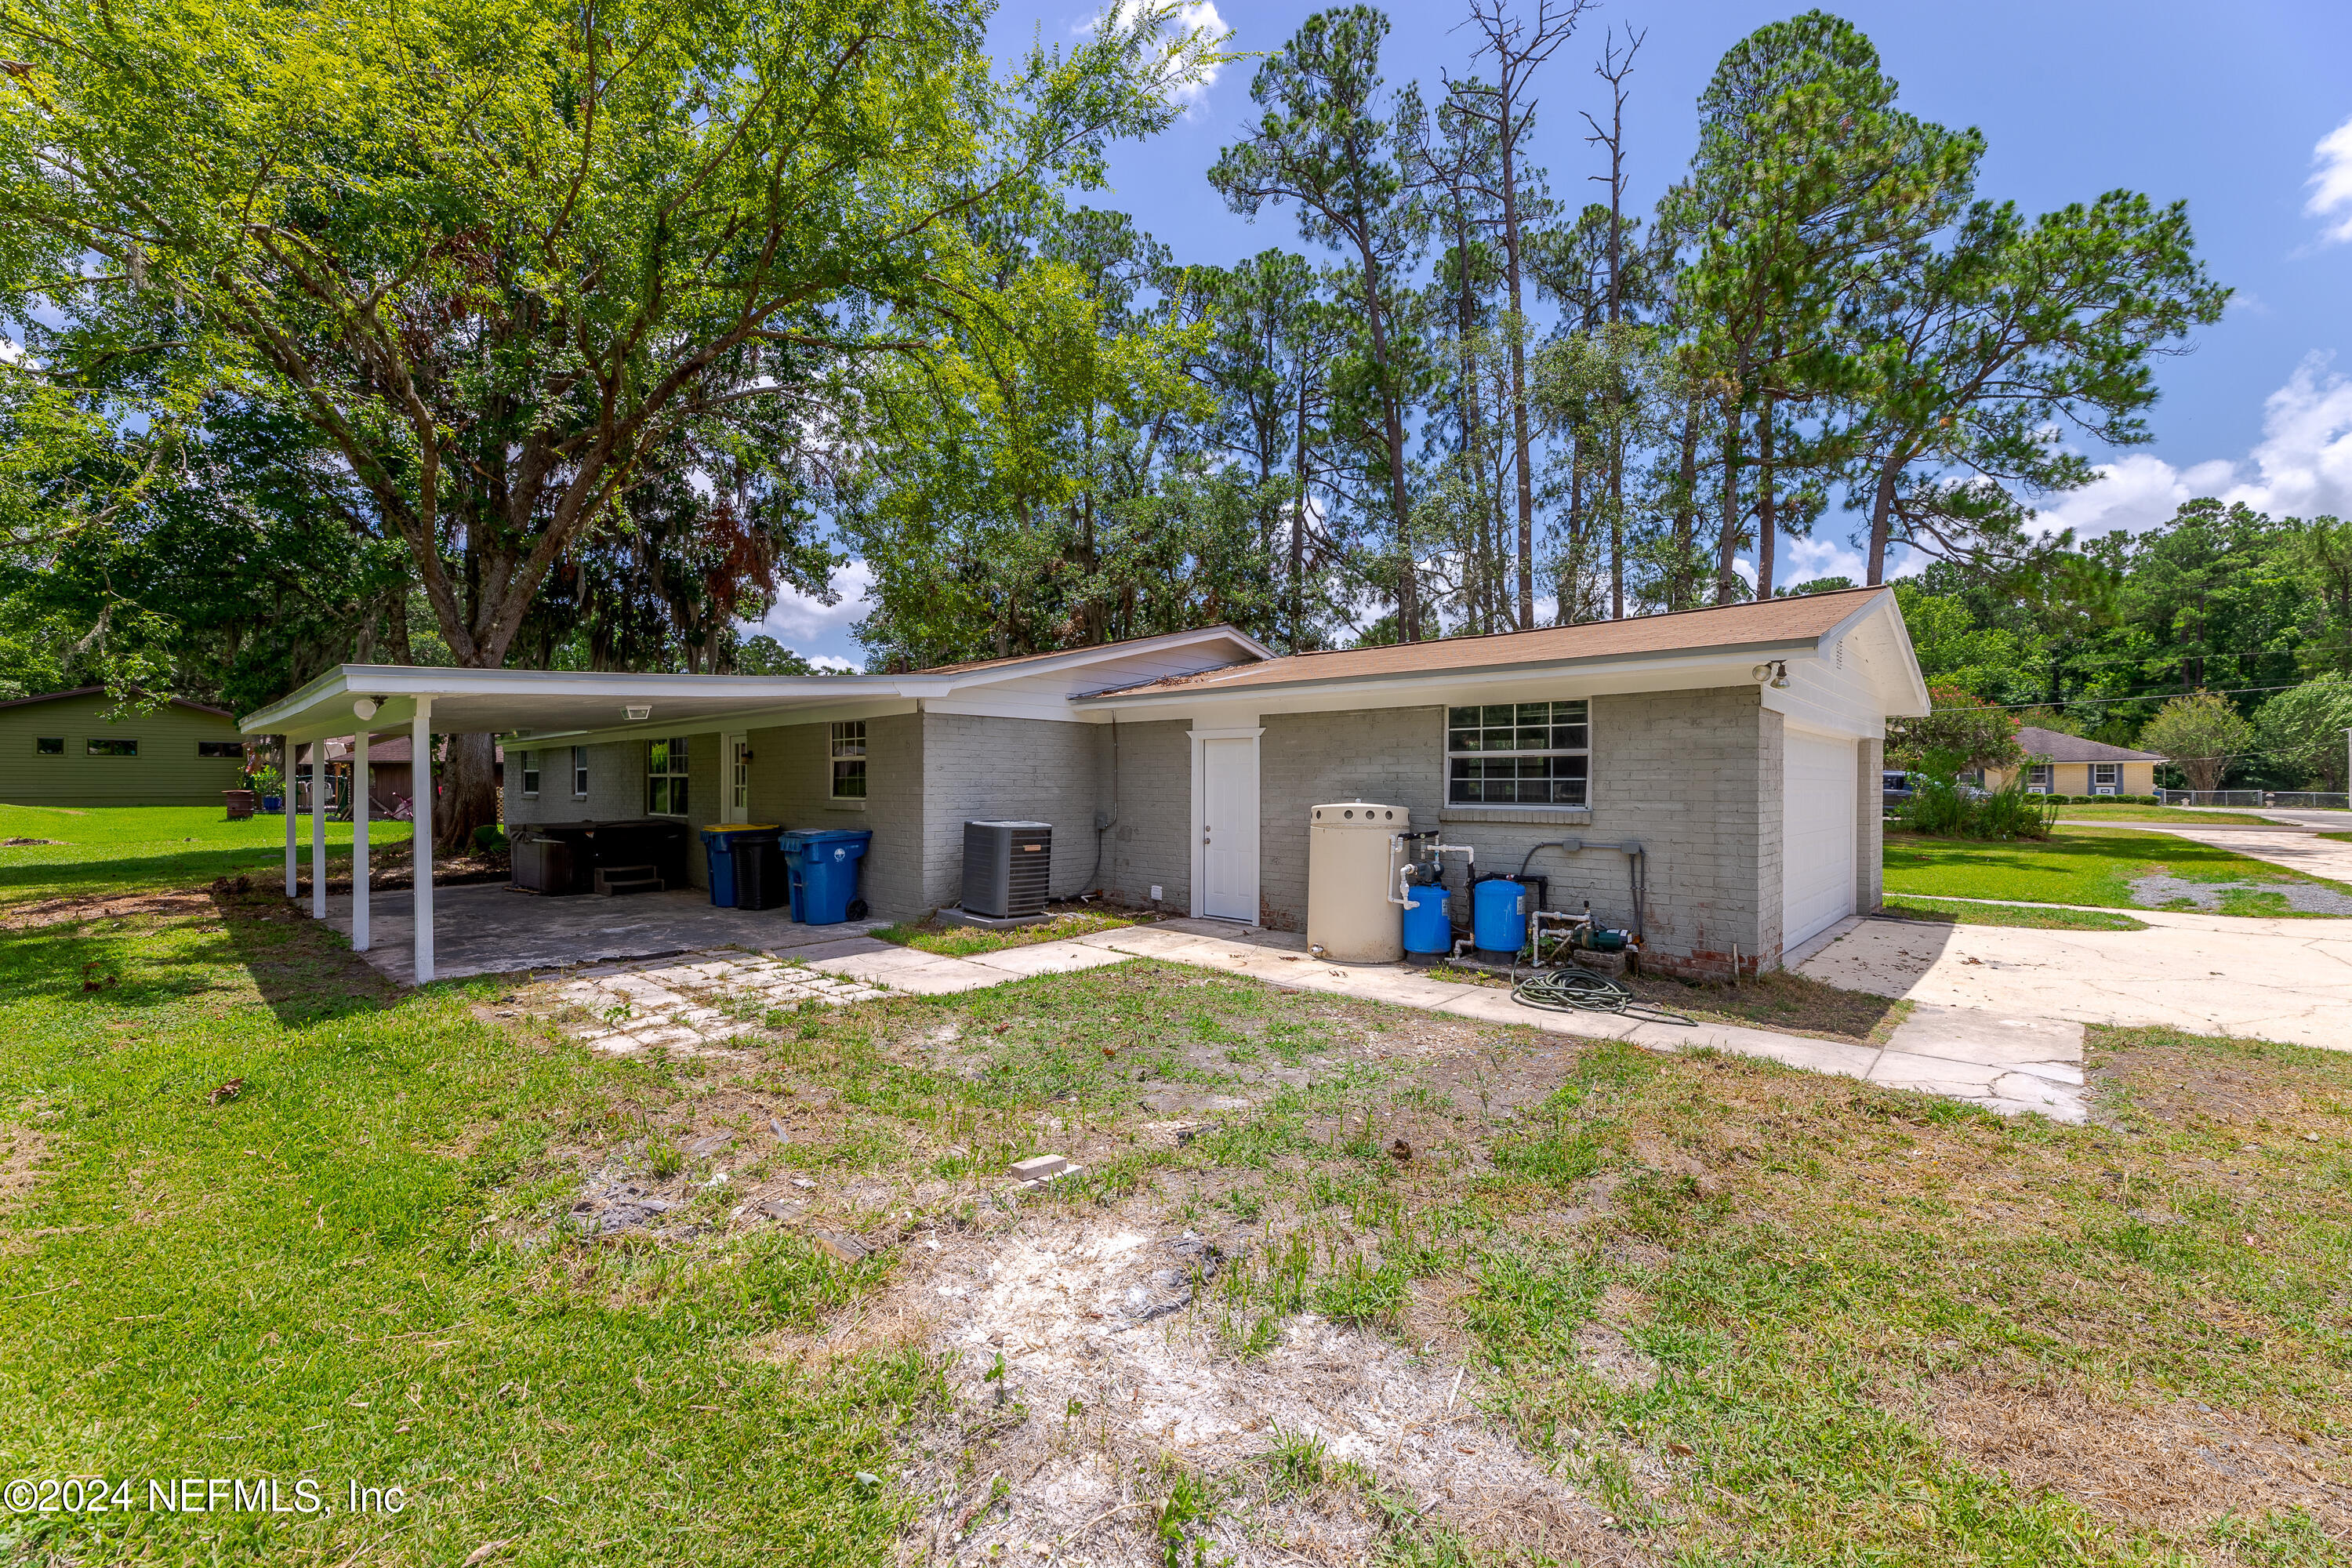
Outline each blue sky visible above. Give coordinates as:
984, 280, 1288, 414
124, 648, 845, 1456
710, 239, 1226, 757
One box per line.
757, 0, 2352, 667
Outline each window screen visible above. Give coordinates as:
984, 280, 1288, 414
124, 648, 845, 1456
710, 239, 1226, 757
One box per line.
1446, 702, 1588, 807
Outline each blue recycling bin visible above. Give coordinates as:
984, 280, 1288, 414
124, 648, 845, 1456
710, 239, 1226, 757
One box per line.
700, 825, 781, 908
782, 829, 873, 924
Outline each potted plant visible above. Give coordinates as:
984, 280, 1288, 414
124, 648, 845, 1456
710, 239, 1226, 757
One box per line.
249, 763, 285, 815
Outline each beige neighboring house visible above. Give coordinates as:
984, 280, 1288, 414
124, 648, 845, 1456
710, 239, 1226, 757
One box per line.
1985, 725, 2162, 796
0, 686, 251, 806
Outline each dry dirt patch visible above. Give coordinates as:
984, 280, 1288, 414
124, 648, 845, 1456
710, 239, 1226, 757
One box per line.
760, 1206, 1645, 1567
0, 889, 216, 932
1883, 1363, 2350, 1544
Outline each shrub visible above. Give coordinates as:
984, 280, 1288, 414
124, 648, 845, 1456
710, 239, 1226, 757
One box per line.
1898, 771, 2056, 840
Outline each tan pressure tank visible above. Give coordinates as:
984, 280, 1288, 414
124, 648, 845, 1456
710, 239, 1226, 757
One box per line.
1306, 802, 1410, 963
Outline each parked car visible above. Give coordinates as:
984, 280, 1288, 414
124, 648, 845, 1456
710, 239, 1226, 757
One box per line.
1882, 770, 1913, 811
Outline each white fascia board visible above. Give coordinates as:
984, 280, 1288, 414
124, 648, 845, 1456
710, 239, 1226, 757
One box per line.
1816, 592, 1929, 717
1073, 642, 1817, 717
935, 626, 1274, 697
510, 697, 924, 749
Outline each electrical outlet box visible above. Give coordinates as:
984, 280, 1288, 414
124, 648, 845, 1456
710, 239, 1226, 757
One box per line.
1149, 884, 1163, 902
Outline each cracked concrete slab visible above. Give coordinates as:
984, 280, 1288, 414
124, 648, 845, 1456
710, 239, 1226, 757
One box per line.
1798, 911, 2352, 1053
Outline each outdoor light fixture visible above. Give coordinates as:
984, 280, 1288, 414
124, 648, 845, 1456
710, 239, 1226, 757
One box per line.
624, 705, 652, 721
1751, 661, 1790, 689
352, 697, 379, 720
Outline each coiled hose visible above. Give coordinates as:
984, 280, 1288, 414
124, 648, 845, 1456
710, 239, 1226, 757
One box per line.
1511, 967, 1695, 1027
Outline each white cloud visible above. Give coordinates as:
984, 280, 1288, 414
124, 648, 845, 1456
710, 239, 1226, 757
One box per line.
808, 655, 858, 673
2308, 113, 2352, 245
1083, 0, 1228, 107
745, 557, 874, 651
2031, 354, 2352, 537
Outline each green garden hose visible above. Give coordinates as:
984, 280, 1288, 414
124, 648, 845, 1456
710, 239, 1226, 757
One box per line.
1511, 967, 1696, 1027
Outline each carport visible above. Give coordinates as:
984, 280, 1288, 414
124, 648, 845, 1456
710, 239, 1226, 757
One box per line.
237, 663, 948, 982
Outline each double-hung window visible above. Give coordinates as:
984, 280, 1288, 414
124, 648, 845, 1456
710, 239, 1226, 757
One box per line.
572, 746, 590, 798
647, 736, 691, 815
2026, 764, 2053, 793
520, 751, 540, 797
2092, 762, 2119, 794
829, 721, 867, 801
1446, 702, 1588, 807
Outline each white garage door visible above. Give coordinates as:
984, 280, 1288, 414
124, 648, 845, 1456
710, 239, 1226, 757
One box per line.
1782, 729, 1858, 952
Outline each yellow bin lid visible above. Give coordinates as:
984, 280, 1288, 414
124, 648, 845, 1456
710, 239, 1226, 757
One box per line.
703, 823, 782, 833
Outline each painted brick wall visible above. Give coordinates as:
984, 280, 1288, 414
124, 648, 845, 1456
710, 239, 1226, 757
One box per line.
503, 736, 711, 888
1254, 688, 1773, 978
1753, 706, 1785, 971
742, 713, 923, 920
1103, 718, 1191, 913
920, 713, 1107, 908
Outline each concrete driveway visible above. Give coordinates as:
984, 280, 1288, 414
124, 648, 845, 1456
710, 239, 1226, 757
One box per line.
1796, 907, 2352, 1051
2058, 816, 2352, 884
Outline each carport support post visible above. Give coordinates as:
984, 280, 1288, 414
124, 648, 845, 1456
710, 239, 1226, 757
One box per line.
352, 728, 370, 952
412, 697, 434, 985
310, 745, 326, 920
282, 736, 296, 898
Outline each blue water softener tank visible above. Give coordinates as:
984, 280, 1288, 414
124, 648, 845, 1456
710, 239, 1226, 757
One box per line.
1400, 880, 1451, 953
1472, 877, 1529, 956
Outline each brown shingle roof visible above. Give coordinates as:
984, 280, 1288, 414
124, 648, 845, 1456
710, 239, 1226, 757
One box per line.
2015, 726, 2162, 764
1085, 589, 1889, 699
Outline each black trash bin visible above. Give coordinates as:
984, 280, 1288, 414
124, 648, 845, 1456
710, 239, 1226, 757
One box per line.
735, 835, 789, 910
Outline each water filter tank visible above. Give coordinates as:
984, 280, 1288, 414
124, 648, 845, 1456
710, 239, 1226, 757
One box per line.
1306, 802, 1408, 963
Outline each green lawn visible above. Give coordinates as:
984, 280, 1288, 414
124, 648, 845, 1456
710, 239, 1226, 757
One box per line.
1877, 896, 2149, 931
5, 826, 2350, 1564
0, 803, 410, 909
1886, 825, 2352, 916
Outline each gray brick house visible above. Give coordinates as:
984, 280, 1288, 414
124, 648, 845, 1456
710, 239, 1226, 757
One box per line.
241, 588, 1926, 982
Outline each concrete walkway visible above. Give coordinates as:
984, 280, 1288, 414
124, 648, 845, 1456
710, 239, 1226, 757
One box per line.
1077, 921, 2087, 1121
1796, 907, 2352, 1052
2056, 818, 2352, 885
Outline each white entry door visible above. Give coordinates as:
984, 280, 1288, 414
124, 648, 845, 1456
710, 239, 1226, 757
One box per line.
722, 732, 750, 823
1782, 728, 1858, 951
1198, 735, 1260, 922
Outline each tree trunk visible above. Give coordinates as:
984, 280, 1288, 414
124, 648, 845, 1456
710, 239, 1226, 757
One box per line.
1755, 395, 1777, 601
1866, 448, 1904, 586
1672, 405, 1699, 611
1715, 398, 1744, 605
439, 731, 495, 854
1609, 426, 1625, 620
1496, 109, 1537, 633
1291, 358, 1308, 655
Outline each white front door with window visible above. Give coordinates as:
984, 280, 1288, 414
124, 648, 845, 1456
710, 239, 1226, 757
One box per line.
1781, 728, 1858, 953
1195, 731, 1261, 923
722, 732, 750, 823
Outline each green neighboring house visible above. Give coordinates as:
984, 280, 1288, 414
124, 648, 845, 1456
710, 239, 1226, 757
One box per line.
0, 687, 252, 807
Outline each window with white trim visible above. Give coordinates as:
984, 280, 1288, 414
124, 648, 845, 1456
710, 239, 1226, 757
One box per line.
2026, 764, 2053, 793
1446, 702, 1588, 807
520, 750, 540, 797
647, 736, 690, 815
572, 746, 589, 797
829, 721, 866, 800
2092, 762, 2119, 793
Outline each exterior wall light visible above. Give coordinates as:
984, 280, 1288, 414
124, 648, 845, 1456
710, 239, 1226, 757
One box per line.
624, 705, 652, 721
353, 697, 379, 720
1751, 661, 1790, 689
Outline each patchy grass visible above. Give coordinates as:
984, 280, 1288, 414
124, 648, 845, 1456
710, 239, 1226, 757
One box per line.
1877, 898, 2151, 931
1886, 825, 2352, 915
0, 803, 412, 909
7, 827, 2352, 1565
871, 905, 1145, 956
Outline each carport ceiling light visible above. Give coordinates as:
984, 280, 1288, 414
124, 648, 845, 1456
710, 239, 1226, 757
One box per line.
624, 705, 652, 721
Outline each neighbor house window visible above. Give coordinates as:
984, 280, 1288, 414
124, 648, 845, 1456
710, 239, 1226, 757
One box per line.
572, 746, 589, 797
2092, 763, 2119, 794
198, 740, 245, 759
2026, 764, 2053, 793
647, 736, 690, 815
86, 738, 138, 757
35, 737, 62, 755
521, 750, 540, 797
829, 721, 867, 800
1446, 702, 1588, 807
